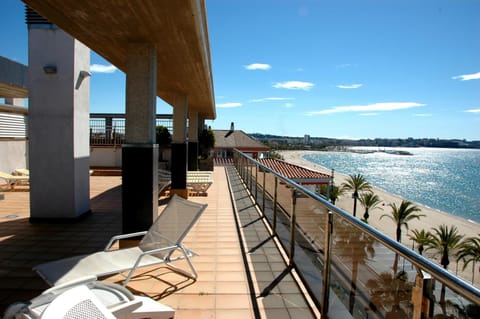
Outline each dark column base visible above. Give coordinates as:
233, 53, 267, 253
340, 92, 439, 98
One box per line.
122, 144, 158, 234
171, 143, 187, 191
188, 142, 198, 171
29, 210, 91, 223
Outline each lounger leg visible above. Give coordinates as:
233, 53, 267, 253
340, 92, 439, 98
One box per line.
165, 247, 198, 280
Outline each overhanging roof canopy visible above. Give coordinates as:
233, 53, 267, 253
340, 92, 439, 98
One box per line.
22, 0, 216, 119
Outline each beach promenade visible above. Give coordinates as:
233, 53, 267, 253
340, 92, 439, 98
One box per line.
279, 150, 480, 288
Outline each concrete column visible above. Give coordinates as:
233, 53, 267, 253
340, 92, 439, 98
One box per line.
188, 111, 198, 171
28, 27, 91, 221
170, 94, 188, 198
122, 43, 158, 234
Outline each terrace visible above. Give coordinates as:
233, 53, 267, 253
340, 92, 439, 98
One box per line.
0, 164, 317, 318
1, 153, 479, 318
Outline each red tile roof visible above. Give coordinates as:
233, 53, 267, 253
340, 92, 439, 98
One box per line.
259, 158, 331, 185
213, 130, 269, 151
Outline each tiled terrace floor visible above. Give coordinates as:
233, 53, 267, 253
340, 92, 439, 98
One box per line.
0, 165, 316, 318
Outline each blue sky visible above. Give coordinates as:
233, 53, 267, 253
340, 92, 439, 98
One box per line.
1, 0, 479, 140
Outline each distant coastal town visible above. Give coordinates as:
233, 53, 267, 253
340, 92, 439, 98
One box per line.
251, 133, 480, 150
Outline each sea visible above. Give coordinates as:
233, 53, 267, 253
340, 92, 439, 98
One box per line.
303, 147, 480, 224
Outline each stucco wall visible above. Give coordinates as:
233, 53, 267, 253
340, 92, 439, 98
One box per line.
89, 146, 171, 169
90, 147, 122, 168
0, 140, 27, 173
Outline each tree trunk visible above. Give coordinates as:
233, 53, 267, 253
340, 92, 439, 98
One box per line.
352, 192, 358, 217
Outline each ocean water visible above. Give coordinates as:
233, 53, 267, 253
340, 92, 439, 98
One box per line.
303, 147, 480, 223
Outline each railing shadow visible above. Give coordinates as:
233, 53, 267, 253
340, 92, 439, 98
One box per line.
226, 165, 317, 319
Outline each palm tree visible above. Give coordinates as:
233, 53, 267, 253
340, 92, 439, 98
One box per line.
380, 200, 425, 243
381, 200, 425, 274
429, 224, 464, 270
429, 224, 464, 305
457, 234, 480, 284
358, 191, 382, 223
329, 184, 346, 205
408, 229, 433, 255
341, 174, 372, 217
316, 183, 346, 204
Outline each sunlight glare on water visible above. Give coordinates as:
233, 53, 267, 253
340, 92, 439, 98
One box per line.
303, 148, 480, 223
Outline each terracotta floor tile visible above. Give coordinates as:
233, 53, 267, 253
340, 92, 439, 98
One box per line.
215, 294, 251, 309
173, 309, 215, 319
216, 309, 254, 319
177, 294, 215, 309
216, 271, 245, 282
215, 281, 248, 294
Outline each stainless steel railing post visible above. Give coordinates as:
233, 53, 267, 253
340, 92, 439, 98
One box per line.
321, 211, 333, 317
254, 164, 258, 203
289, 189, 297, 266
273, 177, 278, 235
262, 169, 266, 214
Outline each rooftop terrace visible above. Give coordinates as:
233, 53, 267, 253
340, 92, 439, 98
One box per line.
0, 165, 316, 318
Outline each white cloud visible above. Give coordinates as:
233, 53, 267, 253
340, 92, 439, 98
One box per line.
305, 102, 425, 115
249, 97, 294, 102
284, 103, 295, 108
464, 108, 480, 113
359, 113, 379, 116
336, 83, 363, 89
90, 64, 117, 73
245, 63, 271, 70
273, 81, 314, 91
414, 113, 433, 117
452, 72, 480, 81
216, 102, 242, 108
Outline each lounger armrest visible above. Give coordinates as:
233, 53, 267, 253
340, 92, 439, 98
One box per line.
41, 276, 98, 295
110, 298, 143, 318
104, 231, 148, 251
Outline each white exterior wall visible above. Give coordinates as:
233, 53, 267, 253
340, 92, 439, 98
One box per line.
0, 140, 27, 173
90, 147, 122, 167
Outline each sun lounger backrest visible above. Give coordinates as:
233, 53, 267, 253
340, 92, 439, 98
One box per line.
139, 194, 207, 258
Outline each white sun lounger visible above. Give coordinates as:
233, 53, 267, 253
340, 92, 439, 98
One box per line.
4, 276, 175, 319
0, 171, 29, 189
33, 195, 207, 287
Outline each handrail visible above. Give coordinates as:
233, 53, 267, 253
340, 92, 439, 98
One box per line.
233, 149, 480, 307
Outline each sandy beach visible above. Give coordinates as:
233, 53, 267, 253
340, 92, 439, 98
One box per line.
279, 150, 480, 287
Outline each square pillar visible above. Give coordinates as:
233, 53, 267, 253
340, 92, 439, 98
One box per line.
28, 27, 91, 221
188, 111, 199, 171
122, 43, 158, 233
170, 94, 188, 198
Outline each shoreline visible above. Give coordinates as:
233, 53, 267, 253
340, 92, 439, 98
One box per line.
279, 150, 480, 286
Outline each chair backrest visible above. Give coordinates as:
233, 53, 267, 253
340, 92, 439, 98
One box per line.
139, 194, 207, 257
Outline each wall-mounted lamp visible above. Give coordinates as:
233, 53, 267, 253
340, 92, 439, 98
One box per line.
75, 70, 91, 89
79, 70, 91, 78
43, 64, 57, 74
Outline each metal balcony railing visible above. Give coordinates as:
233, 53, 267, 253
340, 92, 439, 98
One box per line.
89, 113, 173, 146
233, 149, 480, 319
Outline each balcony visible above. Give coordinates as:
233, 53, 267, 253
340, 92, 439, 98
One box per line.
0, 151, 479, 318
